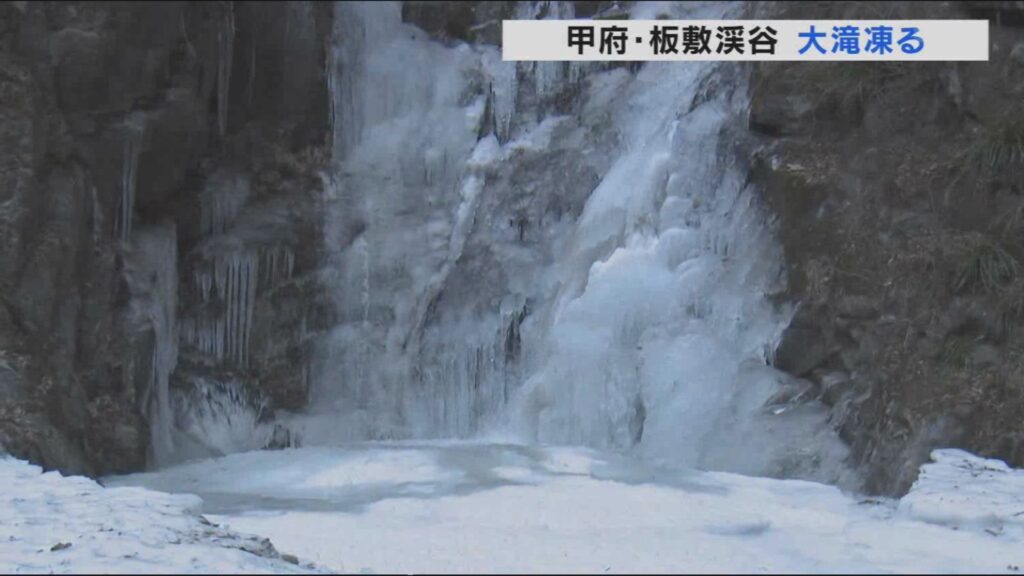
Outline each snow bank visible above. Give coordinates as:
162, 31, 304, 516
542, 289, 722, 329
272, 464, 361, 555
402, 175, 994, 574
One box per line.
0, 456, 318, 574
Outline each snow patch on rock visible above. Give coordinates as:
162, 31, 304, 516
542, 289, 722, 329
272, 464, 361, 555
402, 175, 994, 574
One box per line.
899, 449, 1024, 536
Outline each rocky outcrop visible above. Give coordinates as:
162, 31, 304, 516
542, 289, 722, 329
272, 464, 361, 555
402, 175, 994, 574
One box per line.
0, 1, 331, 475
751, 1, 1024, 494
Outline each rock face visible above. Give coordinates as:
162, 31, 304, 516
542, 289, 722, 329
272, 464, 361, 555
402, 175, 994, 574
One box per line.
1, 0, 628, 478
0, 1, 332, 475
750, 1, 1024, 494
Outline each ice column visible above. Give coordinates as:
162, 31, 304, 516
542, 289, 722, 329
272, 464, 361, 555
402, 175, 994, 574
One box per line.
127, 224, 179, 466
217, 1, 235, 138
199, 172, 250, 236
117, 115, 145, 243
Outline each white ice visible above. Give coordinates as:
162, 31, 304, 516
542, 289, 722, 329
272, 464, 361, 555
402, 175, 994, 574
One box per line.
122, 223, 179, 466
0, 456, 318, 574
305, 0, 849, 486
104, 444, 1024, 574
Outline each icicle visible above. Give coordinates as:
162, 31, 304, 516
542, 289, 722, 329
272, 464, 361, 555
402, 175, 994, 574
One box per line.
265, 248, 275, 288
224, 255, 234, 363
217, 1, 235, 139
198, 269, 212, 302
513, 1, 542, 20
532, 2, 577, 105
360, 236, 370, 326
89, 185, 102, 247
231, 257, 239, 363
233, 256, 242, 363
325, 14, 338, 151
483, 53, 517, 143
200, 172, 249, 237
567, 61, 587, 85
256, 245, 295, 290
204, 252, 255, 366
246, 31, 256, 109
330, 2, 369, 159
117, 115, 145, 243
534, 62, 562, 100
244, 254, 257, 365
215, 315, 225, 361
188, 250, 259, 367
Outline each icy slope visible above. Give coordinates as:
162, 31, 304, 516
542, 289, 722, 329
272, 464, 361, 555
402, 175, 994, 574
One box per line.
0, 457, 318, 574
112, 444, 1024, 574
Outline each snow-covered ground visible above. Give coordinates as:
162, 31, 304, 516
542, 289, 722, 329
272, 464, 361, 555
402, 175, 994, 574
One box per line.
96, 443, 1024, 574
0, 456, 320, 574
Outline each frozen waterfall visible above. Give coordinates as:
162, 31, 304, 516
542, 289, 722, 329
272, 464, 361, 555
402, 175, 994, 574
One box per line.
305, 0, 849, 482
123, 223, 179, 466
116, 114, 145, 244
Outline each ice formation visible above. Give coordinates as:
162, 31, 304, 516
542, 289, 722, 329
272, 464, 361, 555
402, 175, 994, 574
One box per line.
217, 1, 235, 139
116, 114, 145, 243
169, 168, 300, 460
172, 376, 273, 459
181, 173, 295, 369
184, 252, 259, 366
307, 0, 847, 482
199, 170, 250, 237
181, 243, 296, 369
314, 0, 489, 439
92, 0, 847, 483
122, 223, 179, 466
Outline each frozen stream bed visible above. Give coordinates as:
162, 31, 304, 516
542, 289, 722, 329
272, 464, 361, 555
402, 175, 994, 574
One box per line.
94, 443, 1024, 573
0, 456, 315, 574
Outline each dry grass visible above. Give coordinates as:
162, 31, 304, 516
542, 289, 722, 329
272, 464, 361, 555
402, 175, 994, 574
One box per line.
960, 114, 1024, 177
953, 238, 1020, 293
940, 334, 977, 369
793, 61, 943, 114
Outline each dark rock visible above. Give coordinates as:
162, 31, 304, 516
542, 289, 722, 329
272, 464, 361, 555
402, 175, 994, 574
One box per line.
49, 27, 107, 115
817, 370, 851, 406
962, 1, 1024, 27
836, 296, 878, 320
1011, 42, 1024, 66
402, 1, 478, 43
749, 93, 816, 137
0, 0, 331, 477
0, 355, 23, 402
0, 410, 92, 476
774, 324, 830, 377
402, 1, 519, 46
969, 344, 1001, 368
752, 0, 1024, 495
